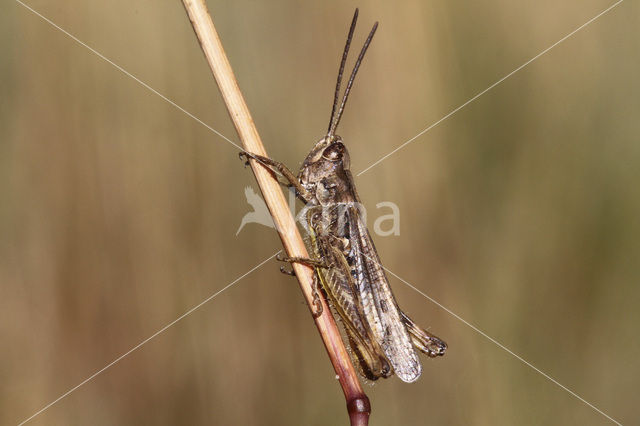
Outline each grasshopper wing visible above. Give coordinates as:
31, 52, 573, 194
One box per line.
347, 207, 422, 383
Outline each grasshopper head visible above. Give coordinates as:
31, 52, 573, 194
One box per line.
302, 135, 350, 167
298, 135, 351, 193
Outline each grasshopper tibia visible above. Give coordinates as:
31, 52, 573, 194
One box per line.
276, 253, 330, 269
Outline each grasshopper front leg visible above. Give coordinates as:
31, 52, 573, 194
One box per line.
239, 151, 313, 203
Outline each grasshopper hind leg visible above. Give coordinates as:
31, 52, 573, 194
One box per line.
400, 311, 447, 358
309, 273, 323, 318
277, 255, 324, 318
344, 326, 392, 381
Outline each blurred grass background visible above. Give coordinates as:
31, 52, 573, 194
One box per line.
1, 0, 639, 425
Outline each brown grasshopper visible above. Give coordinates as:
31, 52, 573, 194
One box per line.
240, 9, 446, 382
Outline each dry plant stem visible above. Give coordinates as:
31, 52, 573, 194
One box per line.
181, 1, 370, 424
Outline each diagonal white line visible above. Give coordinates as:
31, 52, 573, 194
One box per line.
14, 0, 241, 151
382, 264, 623, 426
17, 251, 281, 426
357, 0, 624, 176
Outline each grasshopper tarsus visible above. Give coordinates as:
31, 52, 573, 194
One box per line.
279, 265, 296, 276
238, 151, 270, 169
238, 151, 251, 167
238, 151, 283, 174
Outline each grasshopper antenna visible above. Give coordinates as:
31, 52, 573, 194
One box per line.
328, 12, 378, 138
327, 8, 359, 137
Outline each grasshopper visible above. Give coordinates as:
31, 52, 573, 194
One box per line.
240, 9, 446, 383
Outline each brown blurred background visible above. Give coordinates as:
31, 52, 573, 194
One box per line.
2, 1, 639, 425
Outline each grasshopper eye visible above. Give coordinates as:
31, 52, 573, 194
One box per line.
322, 143, 345, 161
